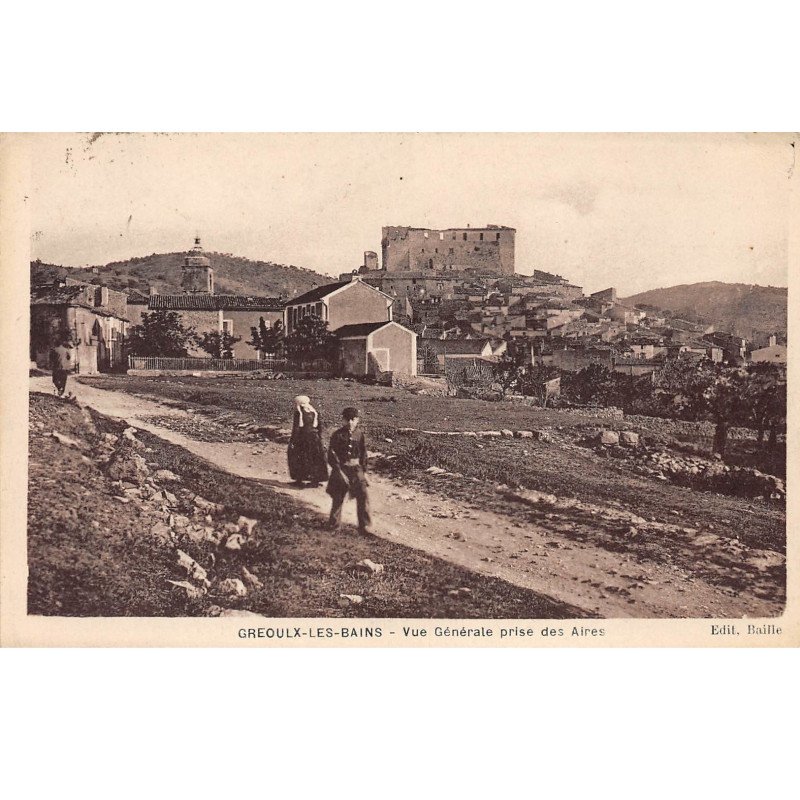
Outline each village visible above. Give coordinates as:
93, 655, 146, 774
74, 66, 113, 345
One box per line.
30, 226, 786, 386
24, 220, 788, 622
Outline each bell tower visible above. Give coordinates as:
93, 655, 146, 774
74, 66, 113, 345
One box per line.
181, 237, 214, 294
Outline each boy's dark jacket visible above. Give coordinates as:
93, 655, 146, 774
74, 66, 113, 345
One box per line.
326, 425, 368, 498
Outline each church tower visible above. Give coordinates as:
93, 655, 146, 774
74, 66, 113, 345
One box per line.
181, 237, 215, 294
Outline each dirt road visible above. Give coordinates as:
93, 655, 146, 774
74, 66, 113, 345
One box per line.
30, 377, 784, 618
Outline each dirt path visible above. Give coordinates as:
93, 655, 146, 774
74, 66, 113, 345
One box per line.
31, 377, 782, 619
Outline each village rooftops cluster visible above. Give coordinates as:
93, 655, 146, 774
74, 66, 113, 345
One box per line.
30, 234, 786, 377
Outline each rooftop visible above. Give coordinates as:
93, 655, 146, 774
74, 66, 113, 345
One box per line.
149, 294, 283, 311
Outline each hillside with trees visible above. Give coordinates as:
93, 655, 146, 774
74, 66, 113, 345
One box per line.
622, 281, 787, 342
31, 250, 329, 299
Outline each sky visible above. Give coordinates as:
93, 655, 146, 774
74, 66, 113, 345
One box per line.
28, 132, 792, 296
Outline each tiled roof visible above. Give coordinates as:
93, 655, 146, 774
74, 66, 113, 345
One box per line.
286, 281, 351, 305
30, 285, 87, 306
148, 294, 283, 311
334, 321, 396, 338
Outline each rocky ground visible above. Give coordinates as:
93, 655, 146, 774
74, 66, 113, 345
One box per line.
28, 391, 582, 618
30, 374, 787, 619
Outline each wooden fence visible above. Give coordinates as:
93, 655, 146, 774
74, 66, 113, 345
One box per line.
128, 356, 286, 372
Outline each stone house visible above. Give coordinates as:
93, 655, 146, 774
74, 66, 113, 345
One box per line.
140, 294, 284, 360
31, 279, 129, 374
336, 321, 417, 377
750, 335, 787, 364
284, 276, 393, 336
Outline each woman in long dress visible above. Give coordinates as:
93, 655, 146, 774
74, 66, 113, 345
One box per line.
287, 395, 329, 487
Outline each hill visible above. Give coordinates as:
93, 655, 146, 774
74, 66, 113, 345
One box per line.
622, 281, 788, 342
31, 250, 330, 300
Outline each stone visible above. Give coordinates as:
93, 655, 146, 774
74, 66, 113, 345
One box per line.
218, 578, 248, 597
515, 430, 534, 438
50, 430, 82, 449
425, 466, 447, 475
500, 429, 515, 438
176, 549, 210, 587
150, 521, 173, 542
242, 566, 264, 589
619, 431, 639, 447
338, 594, 363, 607
354, 559, 385, 576
166, 579, 206, 599
597, 430, 620, 446
163, 490, 178, 506
225, 533, 246, 550
106, 451, 150, 484
154, 469, 180, 482
478, 431, 502, 438
237, 516, 259, 536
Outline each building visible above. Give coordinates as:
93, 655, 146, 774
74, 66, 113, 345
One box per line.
31, 279, 129, 374
283, 276, 393, 335
336, 321, 417, 377
145, 294, 283, 360
381, 225, 515, 274
127, 240, 283, 360
750, 335, 787, 364
181, 237, 215, 293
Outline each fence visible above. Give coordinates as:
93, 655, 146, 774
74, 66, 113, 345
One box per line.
128, 356, 286, 372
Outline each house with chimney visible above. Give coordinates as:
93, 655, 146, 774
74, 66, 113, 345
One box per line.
31, 279, 129, 374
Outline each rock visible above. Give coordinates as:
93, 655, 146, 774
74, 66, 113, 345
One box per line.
515, 430, 534, 438
176, 550, 210, 587
478, 430, 502, 438
532, 430, 552, 442
242, 566, 264, 589
338, 594, 363, 607
166, 579, 206, 599
106, 450, 150, 484
154, 469, 180, 482
619, 431, 639, 447
425, 466, 447, 475
500, 429, 515, 438
218, 578, 248, 597
51, 430, 82, 448
225, 533, 246, 550
597, 430, 620, 446
193, 495, 223, 513
150, 521, 173, 542
163, 490, 178, 506
171, 514, 191, 529
354, 558, 385, 575
215, 608, 264, 618
237, 516, 259, 536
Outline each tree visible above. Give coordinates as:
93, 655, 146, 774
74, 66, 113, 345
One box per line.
743, 363, 786, 450
563, 363, 616, 405
492, 339, 526, 397
517, 365, 561, 406
284, 314, 338, 367
248, 317, 284, 356
196, 330, 242, 359
125, 310, 197, 358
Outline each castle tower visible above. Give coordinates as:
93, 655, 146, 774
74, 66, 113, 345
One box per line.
181, 237, 214, 294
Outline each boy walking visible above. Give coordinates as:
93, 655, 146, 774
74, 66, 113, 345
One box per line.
326, 407, 372, 534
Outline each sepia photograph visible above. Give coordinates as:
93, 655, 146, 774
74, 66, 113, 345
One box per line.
1, 131, 795, 645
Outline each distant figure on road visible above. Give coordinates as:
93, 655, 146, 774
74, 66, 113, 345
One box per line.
50, 349, 69, 398
287, 394, 328, 488
326, 406, 372, 535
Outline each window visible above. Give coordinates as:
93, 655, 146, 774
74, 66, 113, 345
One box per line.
424, 231, 429, 238
479, 232, 484, 241
448, 247, 454, 255
222, 319, 233, 334
496, 232, 501, 241
439, 232, 444, 240
474, 246, 479, 252
435, 248, 438, 254
463, 232, 467, 241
